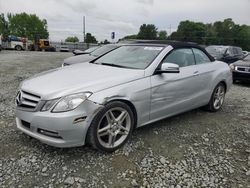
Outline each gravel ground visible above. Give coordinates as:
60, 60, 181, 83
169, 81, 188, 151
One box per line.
0, 50, 250, 188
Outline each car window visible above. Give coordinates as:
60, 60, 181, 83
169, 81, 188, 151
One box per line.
244, 54, 250, 61
91, 45, 118, 57
192, 48, 211, 64
206, 46, 227, 59
84, 46, 99, 53
162, 48, 195, 67
232, 48, 238, 55
226, 48, 233, 56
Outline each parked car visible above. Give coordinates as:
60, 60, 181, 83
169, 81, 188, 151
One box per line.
206, 45, 244, 64
230, 54, 250, 83
59, 45, 70, 52
62, 44, 120, 66
15, 41, 232, 152
72, 46, 100, 56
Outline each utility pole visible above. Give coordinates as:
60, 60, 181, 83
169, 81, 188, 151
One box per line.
83, 16, 86, 43
169, 24, 172, 40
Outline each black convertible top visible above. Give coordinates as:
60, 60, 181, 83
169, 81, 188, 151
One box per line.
120, 40, 215, 61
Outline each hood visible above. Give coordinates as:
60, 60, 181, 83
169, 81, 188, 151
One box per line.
233, 60, 250, 67
63, 54, 97, 65
21, 63, 145, 100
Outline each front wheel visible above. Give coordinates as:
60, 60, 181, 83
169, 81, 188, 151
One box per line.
87, 101, 134, 152
15, 45, 22, 51
205, 83, 226, 112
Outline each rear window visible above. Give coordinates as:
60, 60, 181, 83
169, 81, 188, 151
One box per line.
206, 46, 227, 59
91, 45, 118, 57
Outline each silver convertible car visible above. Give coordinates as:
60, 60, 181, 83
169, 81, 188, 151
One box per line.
15, 41, 232, 152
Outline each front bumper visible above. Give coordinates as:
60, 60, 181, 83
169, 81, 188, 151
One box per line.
233, 71, 250, 81
15, 100, 102, 148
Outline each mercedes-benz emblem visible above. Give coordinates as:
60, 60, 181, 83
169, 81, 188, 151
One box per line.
16, 91, 23, 106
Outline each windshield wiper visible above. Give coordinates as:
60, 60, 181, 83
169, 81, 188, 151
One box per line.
100, 63, 127, 68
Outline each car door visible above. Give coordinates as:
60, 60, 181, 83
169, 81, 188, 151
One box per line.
192, 48, 217, 103
150, 48, 202, 121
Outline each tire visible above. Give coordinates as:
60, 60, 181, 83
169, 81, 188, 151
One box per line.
87, 101, 134, 152
204, 83, 226, 112
15, 45, 22, 51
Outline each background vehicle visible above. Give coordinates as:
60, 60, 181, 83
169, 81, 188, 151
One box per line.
72, 46, 100, 56
230, 54, 250, 83
29, 38, 55, 51
243, 51, 249, 57
0, 35, 26, 51
206, 45, 244, 64
62, 44, 119, 66
59, 45, 70, 52
16, 41, 232, 152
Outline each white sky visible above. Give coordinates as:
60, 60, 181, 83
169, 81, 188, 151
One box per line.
1, 0, 250, 42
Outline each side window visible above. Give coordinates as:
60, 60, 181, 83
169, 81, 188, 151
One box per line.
162, 48, 195, 67
232, 48, 238, 55
226, 48, 233, 56
192, 48, 211, 64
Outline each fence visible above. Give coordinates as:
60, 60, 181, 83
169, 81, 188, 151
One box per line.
50, 42, 99, 52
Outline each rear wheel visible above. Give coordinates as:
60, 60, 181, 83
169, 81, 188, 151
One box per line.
87, 101, 134, 152
205, 83, 226, 112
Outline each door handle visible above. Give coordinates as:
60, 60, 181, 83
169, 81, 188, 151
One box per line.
193, 71, 199, 76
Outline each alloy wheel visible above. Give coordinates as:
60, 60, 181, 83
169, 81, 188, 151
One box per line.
97, 107, 131, 149
213, 85, 225, 110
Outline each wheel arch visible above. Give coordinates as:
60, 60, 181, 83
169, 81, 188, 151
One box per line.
219, 80, 227, 92
105, 99, 138, 128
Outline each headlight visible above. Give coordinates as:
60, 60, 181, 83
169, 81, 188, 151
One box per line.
52, 92, 92, 113
41, 98, 59, 111
229, 64, 235, 71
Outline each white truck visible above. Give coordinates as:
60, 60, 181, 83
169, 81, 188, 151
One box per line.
0, 35, 26, 51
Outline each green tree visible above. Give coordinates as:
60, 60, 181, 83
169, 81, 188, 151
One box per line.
7, 12, 49, 40
0, 13, 9, 37
137, 24, 158, 40
85, 33, 98, 43
65, 36, 79, 43
172, 20, 206, 44
158, 30, 167, 40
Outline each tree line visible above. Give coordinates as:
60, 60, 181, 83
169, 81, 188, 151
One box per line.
122, 19, 250, 51
1, 13, 249, 50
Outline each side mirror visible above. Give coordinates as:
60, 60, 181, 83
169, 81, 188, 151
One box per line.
155, 63, 180, 74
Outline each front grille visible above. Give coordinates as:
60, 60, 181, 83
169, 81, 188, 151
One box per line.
236, 66, 250, 73
16, 90, 41, 110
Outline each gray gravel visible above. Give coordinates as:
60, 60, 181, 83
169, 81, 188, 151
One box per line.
0, 50, 250, 187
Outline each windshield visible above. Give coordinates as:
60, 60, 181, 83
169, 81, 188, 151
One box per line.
94, 45, 164, 69
91, 45, 118, 57
244, 54, 250, 61
84, 46, 99, 53
206, 46, 227, 59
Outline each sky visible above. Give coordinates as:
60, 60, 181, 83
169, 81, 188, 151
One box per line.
1, 0, 250, 42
